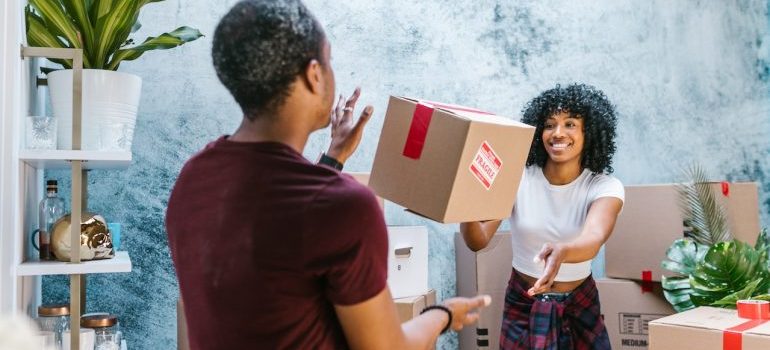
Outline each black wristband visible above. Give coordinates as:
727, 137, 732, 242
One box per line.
318, 153, 343, 170
420, 304, 452, 334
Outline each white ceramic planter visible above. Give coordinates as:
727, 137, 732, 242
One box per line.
47, 69, 142, 151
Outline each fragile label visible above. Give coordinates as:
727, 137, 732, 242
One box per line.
469, 141, 502, 190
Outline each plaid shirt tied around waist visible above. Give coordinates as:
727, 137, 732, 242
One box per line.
499, 269, 611, 350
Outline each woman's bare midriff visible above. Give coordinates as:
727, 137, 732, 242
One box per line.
517, 270, 586, 293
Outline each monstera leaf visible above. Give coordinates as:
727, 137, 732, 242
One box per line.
688, 240, 770, 307
662, 237, 770, 312
661, 238, 709, 276
662, 275, 696, 312
661, 238, 709, 312
710, 279, 770, 307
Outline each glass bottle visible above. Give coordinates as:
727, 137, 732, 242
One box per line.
38, 179, 65, 260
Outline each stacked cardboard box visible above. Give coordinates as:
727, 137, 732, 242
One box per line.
455, 232, 512, 349
596, 278, 674, 349
394, 289, 437, 323
603, 182, 761, 349
606, 183, 760, 282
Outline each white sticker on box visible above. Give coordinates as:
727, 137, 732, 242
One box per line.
469, 141, 502, 190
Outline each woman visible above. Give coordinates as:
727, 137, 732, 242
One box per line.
461, 84, 623, 349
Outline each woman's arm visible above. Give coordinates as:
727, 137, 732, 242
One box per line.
459, 220, 503, 252
528, 196, 623, 295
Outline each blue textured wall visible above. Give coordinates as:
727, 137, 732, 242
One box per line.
43, 1, 770, 349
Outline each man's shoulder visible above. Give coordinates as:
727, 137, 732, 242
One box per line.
318, 173, 378, 206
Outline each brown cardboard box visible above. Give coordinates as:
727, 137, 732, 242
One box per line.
394, 289, 437, 323
456, 232, 512, 349
596, 278, 675, 349
649, 306, 770, 350
370, 96, 534, 223
346, 172, 385, 210
605, 182, 760, 282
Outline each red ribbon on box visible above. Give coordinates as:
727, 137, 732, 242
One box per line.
721, 181, 730, 197
402, 100, 493, 160
641, 270, 653, 293
723, 300, 770, 350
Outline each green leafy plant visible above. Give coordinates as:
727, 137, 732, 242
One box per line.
676, 165, 732, 245
662, 165, 770, 312
663, 231, 770, 312
25, 0, 203, 71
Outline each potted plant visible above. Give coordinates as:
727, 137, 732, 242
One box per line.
661, 165, 770, 312
25, 0, 203, 150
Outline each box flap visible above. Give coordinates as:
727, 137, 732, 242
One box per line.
651, 307, 757, 331
448, 109, 531, 127
396, 95, 532, 127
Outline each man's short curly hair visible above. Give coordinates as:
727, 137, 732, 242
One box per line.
521, 84, 618, 174
212, 0, 325, 119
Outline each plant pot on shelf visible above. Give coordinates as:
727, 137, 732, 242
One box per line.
47, 69, 141, 151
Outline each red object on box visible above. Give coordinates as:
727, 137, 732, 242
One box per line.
641, 270, 654, 293
723, 301, 770, 350
402, 101, 493, 160
402, 103, 434, 159
722, 181, 730, 197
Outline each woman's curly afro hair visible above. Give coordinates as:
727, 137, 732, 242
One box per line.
521, 83, 618, 174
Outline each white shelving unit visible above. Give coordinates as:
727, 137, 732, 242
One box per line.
2, 4, 133, 350
20, 150, 132, 170
16, 251, 132, 276
3, 44, 134, 349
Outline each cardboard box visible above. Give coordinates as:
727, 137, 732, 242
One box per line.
456, 232, 512, 349
388, 226, 429, 299
605, 182, 760, 282
345, 172, 385, 210
370, 96, 534, 223
394, 289, 437, 323
596, 278, 675, 349
649, 306, 770, 350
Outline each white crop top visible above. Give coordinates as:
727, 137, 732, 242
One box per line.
509, 166, 624, 282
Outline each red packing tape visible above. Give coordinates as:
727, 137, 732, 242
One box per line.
402, 103, 435, 159
738, 300, 770, 320
401, 100, 494, 160
721, 181, 730, 197
641, 270, 653, 293
723, 300, 770, 350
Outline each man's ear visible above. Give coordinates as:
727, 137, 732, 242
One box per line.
302, 59, 323, 94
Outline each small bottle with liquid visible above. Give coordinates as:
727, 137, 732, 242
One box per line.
38, 179, 65, 260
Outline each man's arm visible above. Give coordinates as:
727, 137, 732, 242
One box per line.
335, 287, 490, 350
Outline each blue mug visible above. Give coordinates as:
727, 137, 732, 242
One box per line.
107, 223, 121, 250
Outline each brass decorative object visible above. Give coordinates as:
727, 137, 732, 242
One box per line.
50, 212, 114, 261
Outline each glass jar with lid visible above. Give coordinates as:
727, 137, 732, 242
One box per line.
35, 303, 70, 348
81, 314, 121, 350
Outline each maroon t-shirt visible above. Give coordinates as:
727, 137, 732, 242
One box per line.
166, 136, 388, 350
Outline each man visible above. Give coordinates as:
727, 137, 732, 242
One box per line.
165, 1, 489, 349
